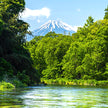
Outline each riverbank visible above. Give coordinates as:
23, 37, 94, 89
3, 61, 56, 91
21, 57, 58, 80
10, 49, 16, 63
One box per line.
41, 78, 108, 87
0, 81, 15, 91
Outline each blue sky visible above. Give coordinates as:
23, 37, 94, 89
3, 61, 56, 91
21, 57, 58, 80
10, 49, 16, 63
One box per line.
21, 0, 108, 31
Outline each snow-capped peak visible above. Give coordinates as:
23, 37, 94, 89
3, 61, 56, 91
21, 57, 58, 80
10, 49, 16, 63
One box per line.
33, 20, 75, 36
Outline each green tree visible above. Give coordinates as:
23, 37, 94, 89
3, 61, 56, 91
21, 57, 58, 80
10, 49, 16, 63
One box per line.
104, 6, 108, 19
26, 33, 72, 79
25, 7, 108, 82
0, 0, 40, 85
84, 16, 94, 27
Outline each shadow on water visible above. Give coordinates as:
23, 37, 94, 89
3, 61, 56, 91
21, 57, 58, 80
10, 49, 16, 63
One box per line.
0, 85, 108, 108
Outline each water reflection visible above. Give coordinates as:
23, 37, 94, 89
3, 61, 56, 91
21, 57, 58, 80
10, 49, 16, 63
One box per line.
0, 86, 108, 108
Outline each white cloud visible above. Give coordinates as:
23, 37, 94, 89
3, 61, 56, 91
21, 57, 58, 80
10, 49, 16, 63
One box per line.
20, 7, 50, 19
71, 25, 82, 32
77, 8, 81, 12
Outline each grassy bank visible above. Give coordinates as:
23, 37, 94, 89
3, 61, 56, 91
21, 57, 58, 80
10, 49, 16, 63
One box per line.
0, 81, 15, 91
41, 78, 108, 87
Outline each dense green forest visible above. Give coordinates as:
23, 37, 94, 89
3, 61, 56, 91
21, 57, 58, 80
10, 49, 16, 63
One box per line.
0, 0, 108, 87
0, 0, 40, 86
26, 7, 108, 81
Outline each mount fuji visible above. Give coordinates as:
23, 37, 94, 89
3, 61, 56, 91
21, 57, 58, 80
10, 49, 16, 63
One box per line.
27, 20, 76, 41
33, 20, 75, 36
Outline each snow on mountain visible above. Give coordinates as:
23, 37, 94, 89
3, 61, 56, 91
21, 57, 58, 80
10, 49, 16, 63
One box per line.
33, 20, 75, 36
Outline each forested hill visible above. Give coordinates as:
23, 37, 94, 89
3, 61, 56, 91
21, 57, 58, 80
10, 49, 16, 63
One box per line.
26, 14, 108, 81
0, 0, 40, 86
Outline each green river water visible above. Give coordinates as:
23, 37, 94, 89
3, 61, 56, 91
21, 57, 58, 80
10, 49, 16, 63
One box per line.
0, 85, 108, 108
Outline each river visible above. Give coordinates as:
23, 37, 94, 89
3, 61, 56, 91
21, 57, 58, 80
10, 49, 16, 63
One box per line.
0, 85, 108, 108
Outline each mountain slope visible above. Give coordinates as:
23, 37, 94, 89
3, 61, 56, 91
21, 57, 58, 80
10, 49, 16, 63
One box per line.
33, 20, 75, 36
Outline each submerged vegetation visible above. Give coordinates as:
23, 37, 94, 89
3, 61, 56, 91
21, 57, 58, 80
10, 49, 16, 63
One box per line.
0, 0, 108, 88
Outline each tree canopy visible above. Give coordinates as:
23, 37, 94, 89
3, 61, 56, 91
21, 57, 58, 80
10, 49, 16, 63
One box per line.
104, 6, 108, 19
0, 0, 40, 85
0, 1, 108, 86
26, 16, 108, 81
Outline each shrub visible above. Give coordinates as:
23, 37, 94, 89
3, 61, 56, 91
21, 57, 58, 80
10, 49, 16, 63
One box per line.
0, 81, 15, 91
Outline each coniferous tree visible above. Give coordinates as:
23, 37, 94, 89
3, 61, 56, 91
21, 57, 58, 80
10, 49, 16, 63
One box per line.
104, 6, 108, 19
84, 16, 94, 27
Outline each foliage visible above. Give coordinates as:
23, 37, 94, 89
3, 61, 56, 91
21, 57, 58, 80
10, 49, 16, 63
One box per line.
41, 78, 108, 87
26, 33, 72, 78
0, 0, 40, 86
26, 8, 108, 82
11, 78, 27, 87
0, 1, 108, 87
0, 81, 15, 91
62, 19, 108, 80
104, 5, 108, 19
0, 58, 13, 80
